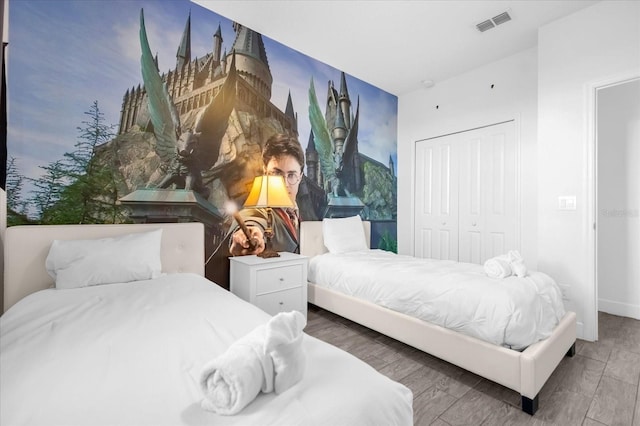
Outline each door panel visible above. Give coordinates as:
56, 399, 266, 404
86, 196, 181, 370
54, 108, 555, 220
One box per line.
458, 135, 484, 262
418, 229, 433, 258
414, 139, 458, 260
415, 121, 519, 263
459, 121, 517, 263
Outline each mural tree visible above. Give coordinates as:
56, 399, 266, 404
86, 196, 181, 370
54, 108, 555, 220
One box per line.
5, 156, 29, 225
20, 101, 121, 224
28, 159, 68, 223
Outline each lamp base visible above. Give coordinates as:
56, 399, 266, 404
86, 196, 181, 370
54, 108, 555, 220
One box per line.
258, 211, 280, 258
257, 249, 280, 258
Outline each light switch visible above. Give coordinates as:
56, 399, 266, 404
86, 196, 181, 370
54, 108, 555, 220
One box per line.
558, 196, 576, 210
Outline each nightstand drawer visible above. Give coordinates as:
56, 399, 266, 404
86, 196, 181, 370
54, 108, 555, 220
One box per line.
255, 265, 303, 295
254, 287, 304, 316
229, 252, 308, 318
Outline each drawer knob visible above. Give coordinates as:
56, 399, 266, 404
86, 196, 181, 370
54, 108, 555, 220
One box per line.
279, 302, 284, 306
279, 278, 284, 281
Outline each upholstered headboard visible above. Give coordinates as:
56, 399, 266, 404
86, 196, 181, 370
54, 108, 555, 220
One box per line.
300, 220, 371, 258
3, 222, 205, 313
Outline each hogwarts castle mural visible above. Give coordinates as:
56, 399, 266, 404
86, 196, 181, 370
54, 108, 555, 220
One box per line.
6, 0, 397, 286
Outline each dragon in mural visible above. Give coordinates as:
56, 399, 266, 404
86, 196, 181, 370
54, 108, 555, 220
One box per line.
308, 77, 360, 198
139, 9, 237, 199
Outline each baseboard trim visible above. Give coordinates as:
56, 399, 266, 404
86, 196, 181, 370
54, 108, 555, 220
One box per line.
599, 298, 640, 320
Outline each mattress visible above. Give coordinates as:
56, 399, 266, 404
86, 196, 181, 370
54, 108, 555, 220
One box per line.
0, 273, 413, 425
308, 249, 566, 350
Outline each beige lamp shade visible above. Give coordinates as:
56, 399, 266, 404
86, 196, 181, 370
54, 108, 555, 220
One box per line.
243, 175, 295, 208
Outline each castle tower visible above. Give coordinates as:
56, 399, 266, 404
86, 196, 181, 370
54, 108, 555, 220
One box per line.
221, 48, 227, 73
176, 12, 191, 70
285, 91, 297, 134
230, 22, 273, 99
350, 97, 363, 191
213, 24, 223, 64
332, 104, 347, 156
338, 72, 351, 129
305, 130, 319, 185
118, 88, 130, 134
319, 72, 365, 200
325, 81, 338, 136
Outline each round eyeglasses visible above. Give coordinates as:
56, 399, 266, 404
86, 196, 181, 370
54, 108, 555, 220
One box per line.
268, 170, 302, 185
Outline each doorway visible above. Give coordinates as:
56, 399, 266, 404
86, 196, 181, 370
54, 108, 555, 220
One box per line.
594, 77, 640, 338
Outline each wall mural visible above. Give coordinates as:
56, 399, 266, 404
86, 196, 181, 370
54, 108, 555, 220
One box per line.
6, 0, 397, 286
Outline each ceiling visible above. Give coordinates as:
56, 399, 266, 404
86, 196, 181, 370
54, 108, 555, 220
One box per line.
193, 0, 599, 96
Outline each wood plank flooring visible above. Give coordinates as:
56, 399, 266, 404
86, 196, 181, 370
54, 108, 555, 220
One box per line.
305, 307, 640, 426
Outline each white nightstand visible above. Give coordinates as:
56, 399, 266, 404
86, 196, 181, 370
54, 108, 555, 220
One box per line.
229, 252, 308, 318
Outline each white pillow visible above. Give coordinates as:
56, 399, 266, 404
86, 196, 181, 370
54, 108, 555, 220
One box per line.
322, 216, 368, 254
45, 229, 163, 289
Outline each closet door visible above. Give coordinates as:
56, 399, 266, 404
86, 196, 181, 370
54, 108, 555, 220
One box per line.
414, 138, 459, 260
458, 121, 518, 263
414, 120, 519, 263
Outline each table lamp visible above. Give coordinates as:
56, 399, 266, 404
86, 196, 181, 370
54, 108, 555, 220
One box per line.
243, 175, 294, 258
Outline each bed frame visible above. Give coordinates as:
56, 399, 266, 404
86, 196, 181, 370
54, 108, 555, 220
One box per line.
3, 222, 205, 313
300, 221, 576, 415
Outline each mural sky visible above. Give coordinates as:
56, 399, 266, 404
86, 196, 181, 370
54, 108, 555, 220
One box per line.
7, 0, 398, 204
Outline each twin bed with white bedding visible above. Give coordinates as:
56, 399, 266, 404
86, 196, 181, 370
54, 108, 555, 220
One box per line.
1, 223, 413, 425
308, 248, 566, 351
300, 217, 577, 415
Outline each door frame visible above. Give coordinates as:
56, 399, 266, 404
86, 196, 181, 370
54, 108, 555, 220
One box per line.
585, 70, 640, 341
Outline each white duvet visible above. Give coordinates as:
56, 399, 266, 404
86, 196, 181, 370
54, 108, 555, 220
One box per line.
0, 273, 412, 426
308, 250, 566, 350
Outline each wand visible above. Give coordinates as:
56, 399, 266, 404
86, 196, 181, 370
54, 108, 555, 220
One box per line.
232, 211, 256, 251
225, 202, 256, 250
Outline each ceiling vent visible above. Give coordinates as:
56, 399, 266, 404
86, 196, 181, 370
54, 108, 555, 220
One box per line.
476, 10, 512, 32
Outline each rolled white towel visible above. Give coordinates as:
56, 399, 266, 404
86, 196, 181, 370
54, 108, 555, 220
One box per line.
199, 311, 307, 415
264, 311, 307, 394
199, 325, 274, 415
507, 250, 527, 278
484, 255, 513, 279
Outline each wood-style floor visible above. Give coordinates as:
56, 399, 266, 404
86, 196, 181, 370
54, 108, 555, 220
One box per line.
305, 306, 640, 426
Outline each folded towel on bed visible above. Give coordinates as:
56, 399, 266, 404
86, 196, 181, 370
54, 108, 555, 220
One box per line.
484, 250, 527, 279
264, 311, 306, 394
199, 324, 273, 415
484, 255, 513, 279
199, 311, 306, 415
507, 250, 527, 278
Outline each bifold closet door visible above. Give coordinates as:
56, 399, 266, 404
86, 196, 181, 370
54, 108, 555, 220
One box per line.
414, 120, 518, 263
458, 121, 518, 264
414, 138, 459, 260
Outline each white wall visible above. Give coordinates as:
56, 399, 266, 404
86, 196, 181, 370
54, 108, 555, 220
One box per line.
398, 47, 539, 266
597, 79, 640, 319
538, 0, 639, 340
